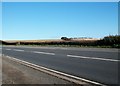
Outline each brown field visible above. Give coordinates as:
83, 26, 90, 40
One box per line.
3, 38, 99, 43
1, 38, 101, 47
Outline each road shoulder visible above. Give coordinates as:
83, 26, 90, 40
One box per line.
2, 56, 72, 84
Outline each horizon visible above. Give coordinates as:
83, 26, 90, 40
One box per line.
2, 2, 118, 40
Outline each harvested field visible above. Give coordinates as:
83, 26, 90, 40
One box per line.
1, 35, 120, 48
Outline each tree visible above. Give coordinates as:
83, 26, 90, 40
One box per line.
61, 37, 71, 41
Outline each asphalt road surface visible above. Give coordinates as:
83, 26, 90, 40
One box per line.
2, 46, 119, 85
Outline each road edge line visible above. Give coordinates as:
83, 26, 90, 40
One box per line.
3, 54, 106, 86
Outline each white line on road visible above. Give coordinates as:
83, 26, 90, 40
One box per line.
4, 55, 105, 86
13, 49, 24, 52
6, 49, 11, 50
33, 51, 55, 55
67, 55, 119, 62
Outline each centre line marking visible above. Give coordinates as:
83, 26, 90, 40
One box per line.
33, 51, 55, 55
67, 55, 119, 62
13, 49, 24, 52
6, 49, 11, 50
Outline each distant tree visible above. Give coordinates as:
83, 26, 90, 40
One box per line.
97, 35, 120, 48
61, 37, 68, 40
61, 37, 71, 41
103, 35, 120, 44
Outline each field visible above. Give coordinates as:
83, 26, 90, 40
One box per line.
2, 39, 98, 46
1, 35, 120, 48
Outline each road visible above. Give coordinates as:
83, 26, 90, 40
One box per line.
2, 46, 119, 85
2, 56, 72, 84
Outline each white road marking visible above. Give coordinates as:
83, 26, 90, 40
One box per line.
33, 51, 55, 55
4, 55, 105, 86
13, 49, 24, 52
67, 55, 119, 62
4, 47, 118, 62
6, 49, 11, 50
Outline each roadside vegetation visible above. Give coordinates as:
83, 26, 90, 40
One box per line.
2, 35, 120, 48
96, 35, 120, 48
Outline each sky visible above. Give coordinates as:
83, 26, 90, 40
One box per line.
2, 2, 118, 40
0, 2, 2, 40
